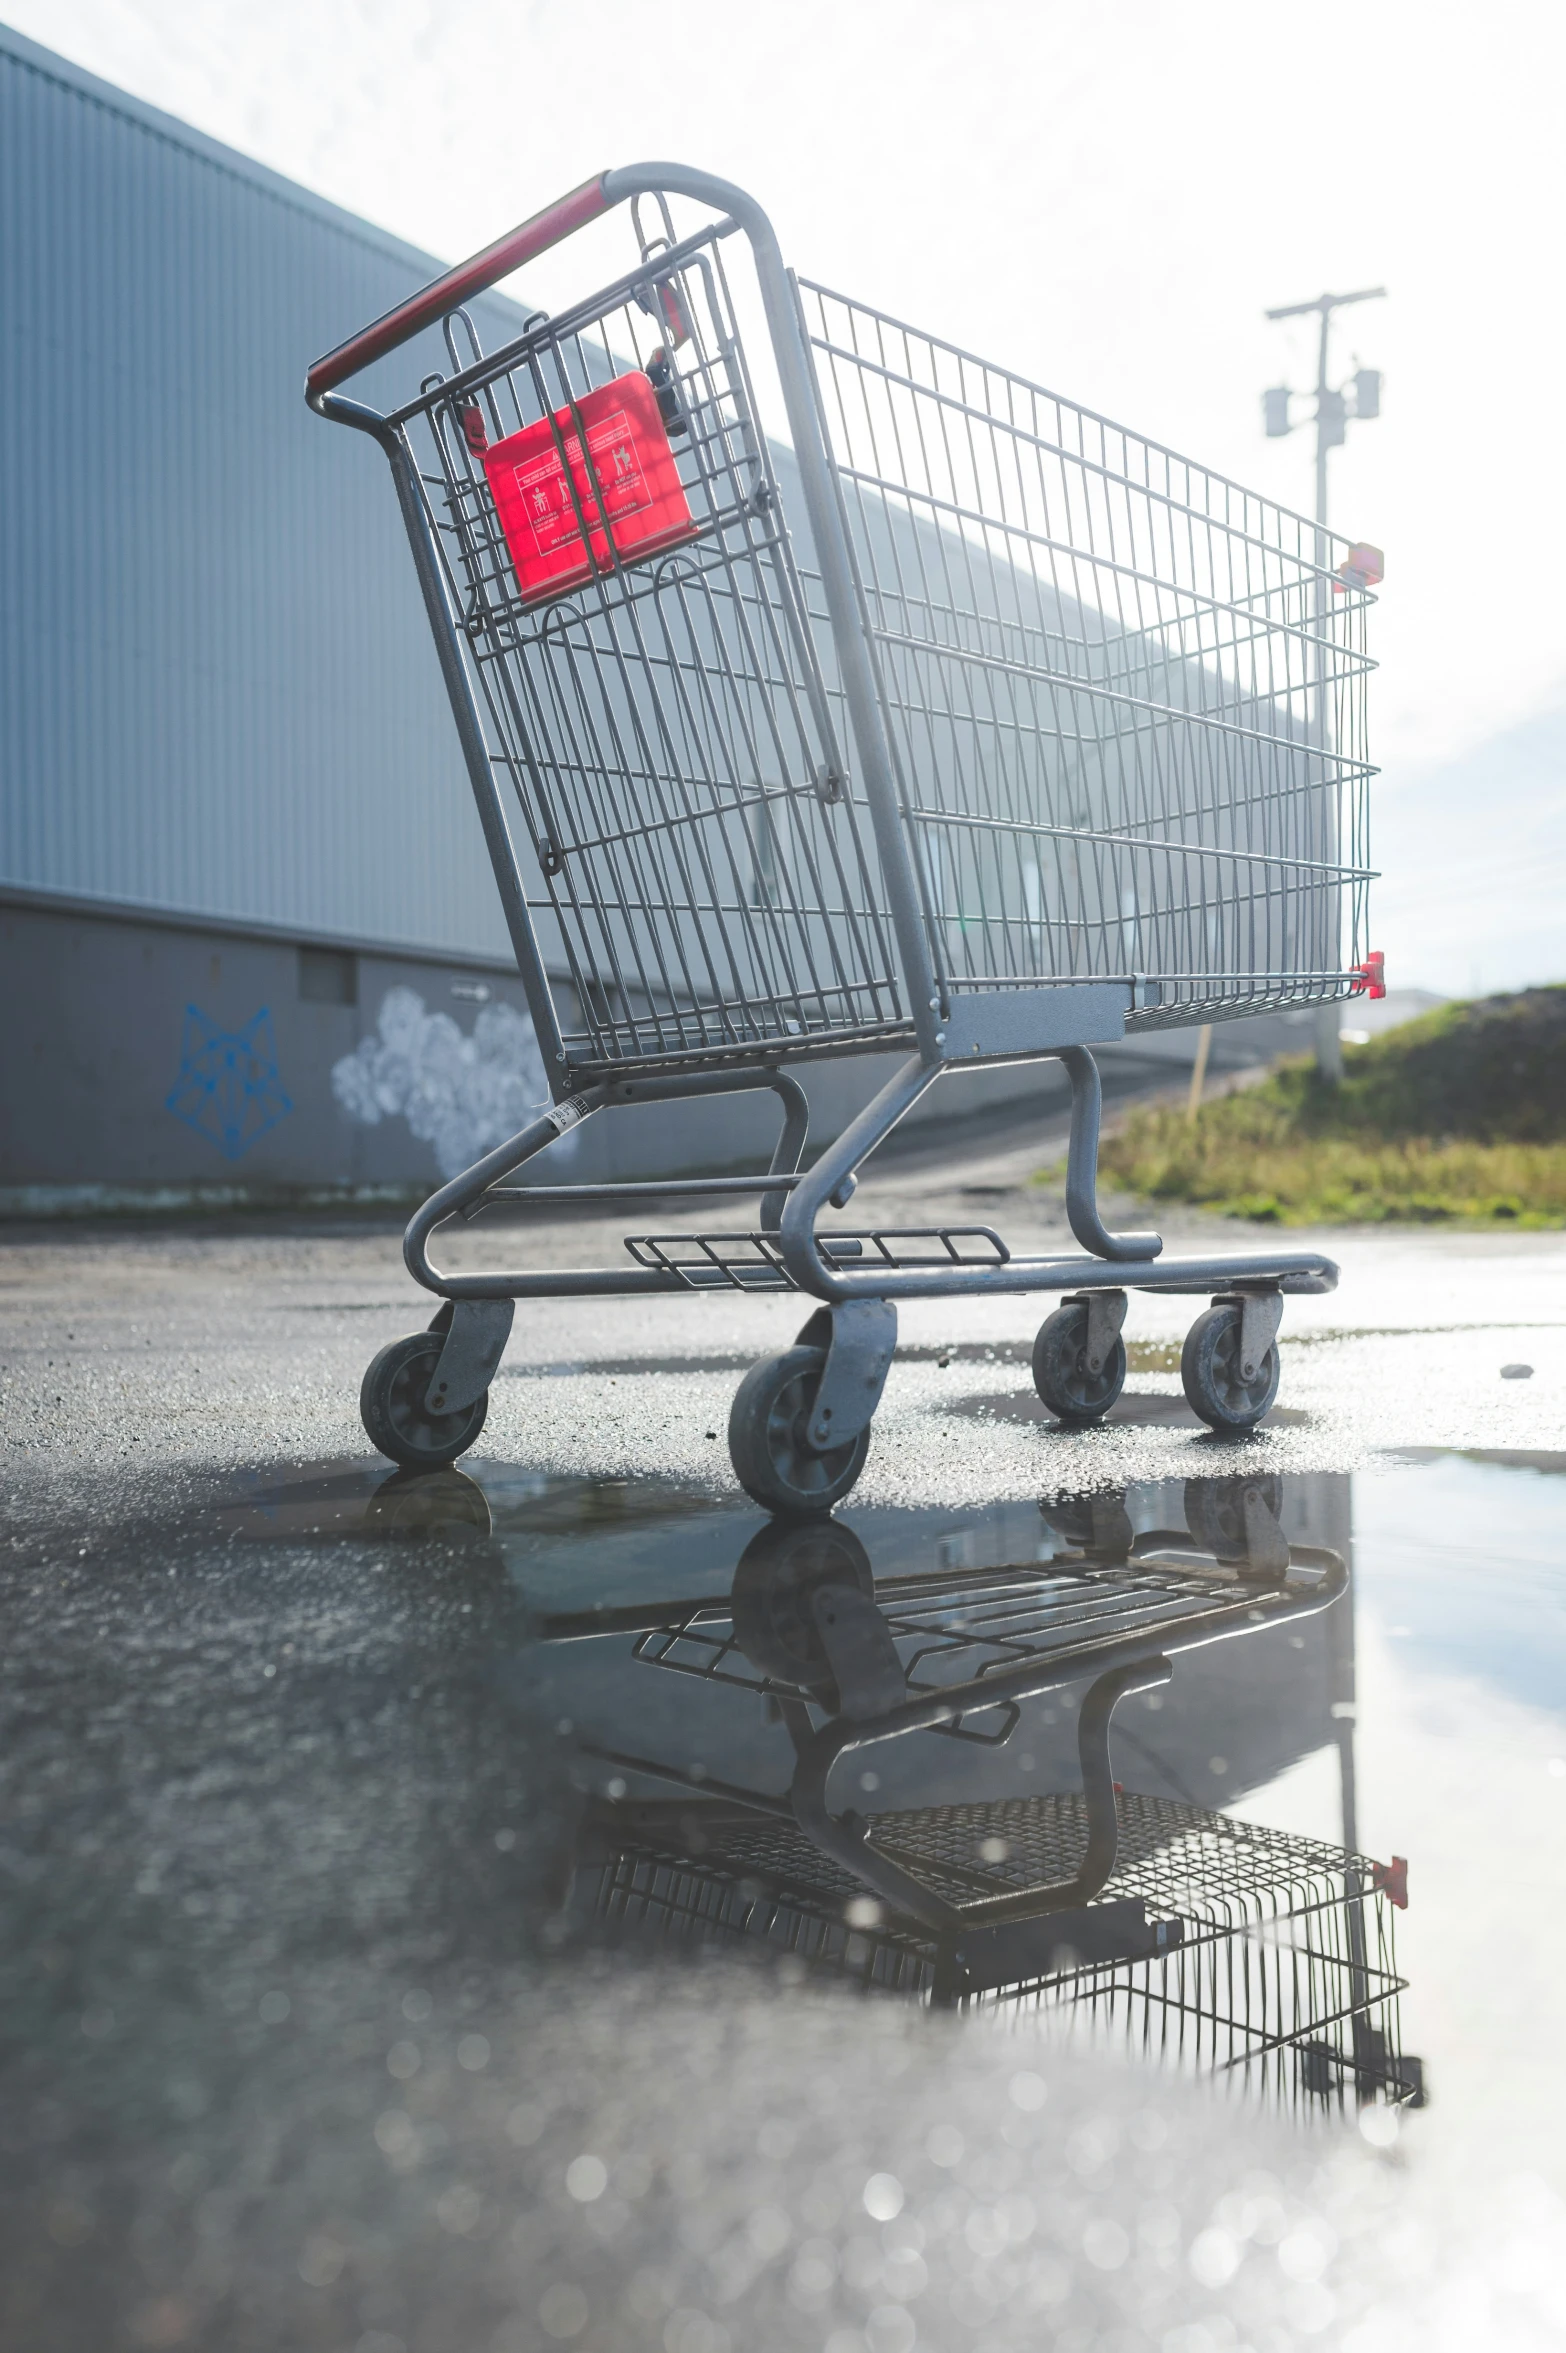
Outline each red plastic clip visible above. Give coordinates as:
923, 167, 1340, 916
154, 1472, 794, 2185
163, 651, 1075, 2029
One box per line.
1351, 950, 1386, 1000
1371, 1855, 1408, 1909
1336, 541, 1385, 591
458, 402, 489, 455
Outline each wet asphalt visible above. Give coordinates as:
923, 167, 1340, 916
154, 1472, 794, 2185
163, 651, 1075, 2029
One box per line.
2, 1167, 1565, 2353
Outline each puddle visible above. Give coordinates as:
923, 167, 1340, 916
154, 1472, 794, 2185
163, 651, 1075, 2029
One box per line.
946, 1386, 1311, 1429
2, 1447, 1563, 2345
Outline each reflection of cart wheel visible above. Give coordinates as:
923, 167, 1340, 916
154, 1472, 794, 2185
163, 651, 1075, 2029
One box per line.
1183, 1474, 1282, 1560
1032, 1304, 1126, 1425
1085, 1493, 1134, 1562
360, 1332, 489, 1470
1042, 1498, 1096, 1550
727, 1346, 871, 1516
730, 1519, 875, 1690
1040, 1493, 1134, 1563
1181, 1305, 1280, 1432
363, 1467, 494, 1540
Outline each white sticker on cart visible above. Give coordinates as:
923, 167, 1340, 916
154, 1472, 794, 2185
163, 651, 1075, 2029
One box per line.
547, 1096, 591, 1134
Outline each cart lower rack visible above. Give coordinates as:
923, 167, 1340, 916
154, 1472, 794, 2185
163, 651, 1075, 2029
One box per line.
307, 164, 1381, 1507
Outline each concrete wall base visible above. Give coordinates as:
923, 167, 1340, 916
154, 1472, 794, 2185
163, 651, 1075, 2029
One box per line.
0, 892, 1318, 1214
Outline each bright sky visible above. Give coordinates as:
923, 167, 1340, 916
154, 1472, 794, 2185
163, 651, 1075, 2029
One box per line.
11, 0, 1566, 985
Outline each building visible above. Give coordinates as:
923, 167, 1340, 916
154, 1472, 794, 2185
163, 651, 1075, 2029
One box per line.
0, 26, 1308, 1214
0, 24, 637, 1211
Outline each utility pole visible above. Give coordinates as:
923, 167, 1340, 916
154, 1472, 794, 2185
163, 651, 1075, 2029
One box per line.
1263, 287, 1385, 1081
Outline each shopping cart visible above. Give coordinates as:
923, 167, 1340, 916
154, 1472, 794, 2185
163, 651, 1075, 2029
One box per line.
307, 165, 1381, 1507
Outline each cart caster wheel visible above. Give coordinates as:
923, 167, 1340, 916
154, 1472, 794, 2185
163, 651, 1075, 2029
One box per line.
727, 1345, 871, 1517
360, 1331, 489, 1470
1180, 1305, 1280, 1432
1032, 1303, 1126, 1425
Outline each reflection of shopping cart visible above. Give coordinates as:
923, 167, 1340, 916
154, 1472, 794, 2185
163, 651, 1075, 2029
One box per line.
531, 1480, 1415, 2104
568, 1498, 1343, 1938
308, 167, 1378, 1506
994, 1799, 1419, 2108
586, 1791, 1417, 2113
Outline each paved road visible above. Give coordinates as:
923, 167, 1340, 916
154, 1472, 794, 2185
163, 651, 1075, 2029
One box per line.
2, 1160, 1563, 2352
4, 1126, 1561, 1491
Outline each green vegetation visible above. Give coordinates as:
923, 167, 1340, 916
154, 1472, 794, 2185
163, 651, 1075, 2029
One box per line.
1078, 987, 1566, 1227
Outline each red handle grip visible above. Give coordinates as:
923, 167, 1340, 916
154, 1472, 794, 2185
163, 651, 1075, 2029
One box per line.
306, 172, 611, 403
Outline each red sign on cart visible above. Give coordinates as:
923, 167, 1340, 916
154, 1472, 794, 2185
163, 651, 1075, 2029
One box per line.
484, 371, 698, 606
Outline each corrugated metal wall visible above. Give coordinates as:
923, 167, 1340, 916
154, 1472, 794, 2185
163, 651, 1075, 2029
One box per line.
0, 24, 523, 962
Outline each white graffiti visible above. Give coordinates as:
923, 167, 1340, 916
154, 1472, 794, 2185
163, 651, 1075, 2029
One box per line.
331, 985, 568, 1180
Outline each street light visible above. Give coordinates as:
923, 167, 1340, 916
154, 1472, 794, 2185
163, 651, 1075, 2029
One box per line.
1263, 287, 1385, 1081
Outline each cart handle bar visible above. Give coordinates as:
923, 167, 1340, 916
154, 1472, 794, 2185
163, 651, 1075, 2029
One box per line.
306, 173, 624, 405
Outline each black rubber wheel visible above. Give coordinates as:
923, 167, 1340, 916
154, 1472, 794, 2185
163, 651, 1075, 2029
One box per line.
727, 1345, 871, 1517
360, 1331, 489, 1470
730, 1519, 875, 1691
1180, 1305, 1281, 1433
1032, 1303, 1127, 1425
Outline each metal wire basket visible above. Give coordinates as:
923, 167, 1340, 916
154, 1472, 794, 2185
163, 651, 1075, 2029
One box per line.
308, 165, 1375, 1494
314, 189, 1373, 1072
802, 282, 1373, 1034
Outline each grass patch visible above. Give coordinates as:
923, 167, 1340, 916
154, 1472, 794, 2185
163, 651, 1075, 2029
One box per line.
1066, 986, 1566, 1227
